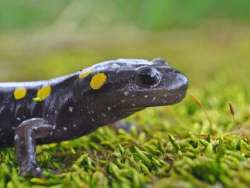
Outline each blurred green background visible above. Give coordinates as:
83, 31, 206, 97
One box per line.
1, 0, 250, 32
0, 0, 249, 86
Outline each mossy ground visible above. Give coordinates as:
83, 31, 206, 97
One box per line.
0, 24, 250, 188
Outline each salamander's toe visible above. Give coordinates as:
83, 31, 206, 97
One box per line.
20, 164, 43, 178
111, 121, 135, 133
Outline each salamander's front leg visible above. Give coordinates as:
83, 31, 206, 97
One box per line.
15, 118, 53, 177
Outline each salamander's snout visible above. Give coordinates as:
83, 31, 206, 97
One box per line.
170, 71, 189, 93
161, 70, 189, 105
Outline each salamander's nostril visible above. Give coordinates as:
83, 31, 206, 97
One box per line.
138, 67, 161, 87
177, 73, 189, 91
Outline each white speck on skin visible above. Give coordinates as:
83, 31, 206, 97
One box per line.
52, 125, 56, 130
91, 118, 95, 122
144, 95, 148, 99
132, 103, 136, 107
73, 124, 77, 128
107, 106, 112, 111
16, 117, 21, 121
63, 127, 68, 131
68, 106, 74, 112
124, 91, 129, 96
152, 97, 157, 102
14, 135, 19, 141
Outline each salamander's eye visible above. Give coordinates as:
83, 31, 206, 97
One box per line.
137, 67, 161, 87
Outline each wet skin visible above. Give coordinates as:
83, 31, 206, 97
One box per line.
0, 58, 188, 177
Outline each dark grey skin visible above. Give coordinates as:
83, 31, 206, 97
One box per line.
0, 58, 188, 177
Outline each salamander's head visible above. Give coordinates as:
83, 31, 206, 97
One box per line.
78, 58, 188, 117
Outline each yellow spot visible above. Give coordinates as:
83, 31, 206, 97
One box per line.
90, 73, 107, 90
79, 70, 91, 79
14, 87, 27, 100
33, 85, 52, 102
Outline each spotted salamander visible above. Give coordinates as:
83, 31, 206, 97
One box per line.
0, 58, 188, 177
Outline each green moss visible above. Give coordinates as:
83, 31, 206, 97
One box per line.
0, 25, 250, 188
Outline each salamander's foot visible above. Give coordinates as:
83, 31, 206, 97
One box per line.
20, 163, 42, 177
111, 121, 135, 133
